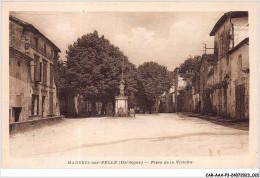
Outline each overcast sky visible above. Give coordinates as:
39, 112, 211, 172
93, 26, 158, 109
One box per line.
11, 11, 224, 71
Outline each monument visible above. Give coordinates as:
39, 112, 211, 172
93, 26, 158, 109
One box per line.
114, 54, 129, 117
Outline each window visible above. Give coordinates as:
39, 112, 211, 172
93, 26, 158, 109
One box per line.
238, 54, 242, 70
34, 37, 38, 50
50, 64, 54, 87
51, 49, 54, 59
43, 60, 47, 85
34, 55, 41, 82
21, 29, 29, 40
25, 43, 29, 50
44, 44, 47, 55
21, 29, 26, 40
17, 61, 20, 67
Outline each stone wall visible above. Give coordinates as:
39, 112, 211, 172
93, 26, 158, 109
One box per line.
211, 15, 248, 119
9, 51, 31, 122
9, 16, 61, 124
229, 43, 249, 119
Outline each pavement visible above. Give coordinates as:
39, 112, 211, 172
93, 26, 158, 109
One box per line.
180, 112, 249, 131
9, 113, 249, 158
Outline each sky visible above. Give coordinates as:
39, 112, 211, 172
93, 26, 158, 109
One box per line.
11, 11, 224, 71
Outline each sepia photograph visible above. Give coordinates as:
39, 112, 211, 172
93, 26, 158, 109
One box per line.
1, 1, 259, 177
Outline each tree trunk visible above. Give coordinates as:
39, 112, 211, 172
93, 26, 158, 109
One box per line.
155, 97, 159, 114
112, 99, 115, 116
101, 101, 107, 115
149, 107, 152, 114
91, 101, 96, 115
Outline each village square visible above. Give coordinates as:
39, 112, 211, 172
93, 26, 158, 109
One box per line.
8, 11, 249, 158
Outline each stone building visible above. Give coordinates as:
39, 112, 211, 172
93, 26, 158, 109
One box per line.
159, 88, 174, 113
209, 11, 249, 120
9, 15, 61, 123
192, 71, 200, 113
198, 54, 214, 113
173, 67, 194, 113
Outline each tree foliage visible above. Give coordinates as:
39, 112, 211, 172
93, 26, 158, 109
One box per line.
178, 55, 201, 84
65, 30, 137, 110
136, 62, 173, 113
53, 58, 69, 98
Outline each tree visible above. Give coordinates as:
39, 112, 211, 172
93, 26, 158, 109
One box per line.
65, 30, 137, 114
178, 55, 201, 85
136, 62, 173, 113
53, 59, 69, 98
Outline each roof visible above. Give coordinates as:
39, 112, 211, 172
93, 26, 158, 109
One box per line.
209, 11, 248, 36
227, 37, 249, 54
10, 15, 61, 52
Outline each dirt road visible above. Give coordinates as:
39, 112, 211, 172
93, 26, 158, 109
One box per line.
10, 113, 248, 158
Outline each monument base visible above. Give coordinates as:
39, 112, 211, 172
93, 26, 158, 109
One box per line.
115, 95, 129, 117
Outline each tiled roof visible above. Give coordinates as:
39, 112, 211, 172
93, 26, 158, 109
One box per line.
209, 11, 248, 36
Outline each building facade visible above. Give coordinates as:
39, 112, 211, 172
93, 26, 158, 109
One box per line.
209, 11, 249, 120
198, 54, 214, 113
9, 15, 61, 123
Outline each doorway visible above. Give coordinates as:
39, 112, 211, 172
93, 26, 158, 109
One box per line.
49, 92, 53, 116
42, 96, 46, 117
235, 84, 245, 120
13, 107, 22, 122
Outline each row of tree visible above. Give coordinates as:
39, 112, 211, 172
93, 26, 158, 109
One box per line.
54, 30, 174, 115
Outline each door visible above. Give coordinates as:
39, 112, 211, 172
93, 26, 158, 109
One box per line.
49, 93, 53, 116
235, 84, 245, 120
13, 107, 22, 122
218, 89, 222, 114
42, 96, 45, 117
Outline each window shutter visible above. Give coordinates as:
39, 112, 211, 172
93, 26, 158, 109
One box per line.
34, 60, 41, 82
43, 60, 47, 84
50, 64, 54, 87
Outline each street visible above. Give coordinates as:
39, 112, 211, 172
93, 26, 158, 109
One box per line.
10, 114, 248, 158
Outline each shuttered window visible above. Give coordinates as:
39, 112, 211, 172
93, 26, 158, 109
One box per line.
44, 44, 47, 55
50, 64, 54, 87
34, 37, 38, 50
43, 60, 47, 85
34, 55, 41, 82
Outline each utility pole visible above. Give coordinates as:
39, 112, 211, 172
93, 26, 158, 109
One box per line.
203, 43, 214, 54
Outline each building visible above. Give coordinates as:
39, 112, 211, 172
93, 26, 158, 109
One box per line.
159, 88, 174, 113
9, 15, 61, 123
192, 71, 200, 113
173, 67, 195, 113
209, 11, 249, 120
198, 54, 214, 113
